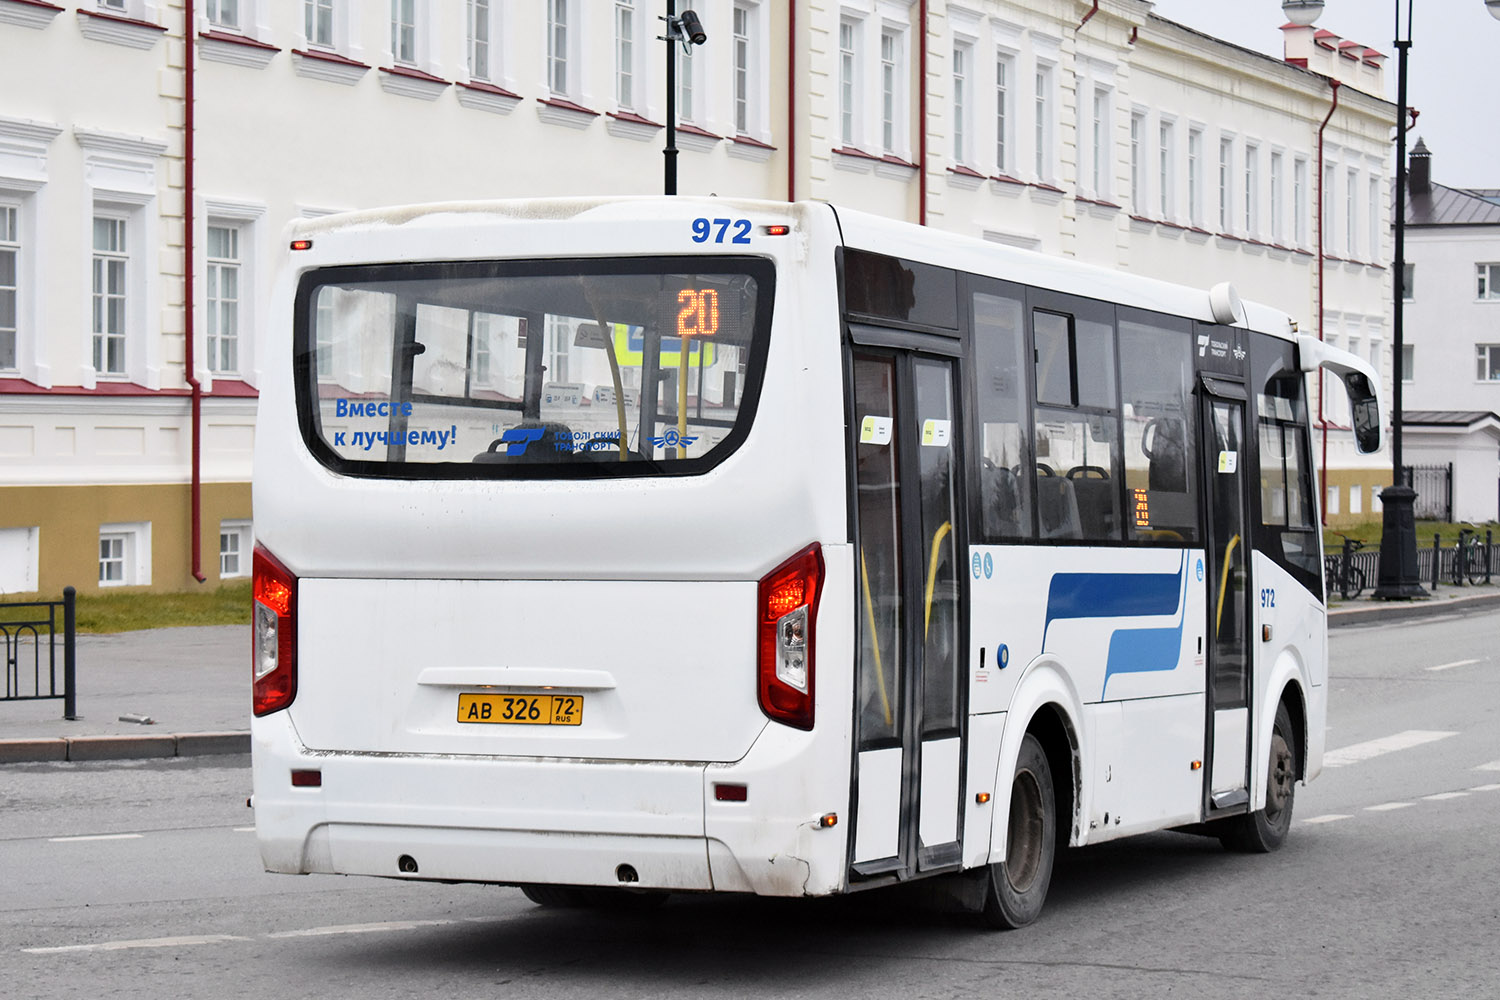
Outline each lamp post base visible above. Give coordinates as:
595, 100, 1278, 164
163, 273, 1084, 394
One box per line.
1372, 485, 1429, 599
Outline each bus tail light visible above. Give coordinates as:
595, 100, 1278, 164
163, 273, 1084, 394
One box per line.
757, 543, 824, 731
253, 545, 298, 717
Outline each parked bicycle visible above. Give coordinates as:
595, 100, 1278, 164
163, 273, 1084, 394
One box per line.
1324, 535, 1366, 600
1453, 529, 1485, 586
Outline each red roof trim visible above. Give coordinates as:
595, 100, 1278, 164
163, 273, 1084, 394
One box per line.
608, 109, 662, 128
733, 134, 776, 150
948, 164, 986, 179
291, 47, 370, 69
833, 145, 878, 160
460, 80, 522, 99
78, 8, 166, 33
677, 122, 722, 140
7, 0, 65, 11
991, 173, 1026, 186
0, 377, 260, 397
198, 29, 279, 52
538, 96, 598, 116
1313, 29, 1339, 50
381, 64, 449, 85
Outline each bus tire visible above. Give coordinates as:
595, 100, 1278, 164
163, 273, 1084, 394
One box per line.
519, 884, 590, 907
520, 884, 669, 910
1218, 702, 1297, 854
979, 733, 1056, 929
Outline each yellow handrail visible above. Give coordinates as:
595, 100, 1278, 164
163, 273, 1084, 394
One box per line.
1215, 534, 1241, 636
859, 550, 894, 727
923, 520, 953, 638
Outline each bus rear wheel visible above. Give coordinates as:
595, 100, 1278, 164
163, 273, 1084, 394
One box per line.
1217, 702, 1297, 853
979, 733, 1056, 929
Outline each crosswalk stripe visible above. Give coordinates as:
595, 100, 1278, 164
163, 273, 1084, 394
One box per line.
1323, 730, 1458, 768
1364, 802, 1413, 812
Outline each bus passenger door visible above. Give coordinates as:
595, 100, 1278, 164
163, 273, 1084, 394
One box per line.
1200, 384, 1252, 812
849, 349, 967, 880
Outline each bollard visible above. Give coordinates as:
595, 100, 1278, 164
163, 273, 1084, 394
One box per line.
1432, 533, 1441, 591
1488, 530, 1494, 585
63, 586, 78, 721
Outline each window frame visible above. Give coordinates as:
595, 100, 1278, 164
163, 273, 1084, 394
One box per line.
1477, 343, 1500, 382
205, 223, 241, 375
304, 0, 336, 50
1218, 135, 1234, 232
98, 522, 151, 588
219, 519, 253, 579
467, 0, 494, 82
0, 201, 17, 372
91, 213, 129, 378
1187, 126, 1204, 228
1158, 117, 1175, 220
1476, 263, 1500, 300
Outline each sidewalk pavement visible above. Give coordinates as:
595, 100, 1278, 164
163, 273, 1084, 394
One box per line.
4, 583, 1499, 765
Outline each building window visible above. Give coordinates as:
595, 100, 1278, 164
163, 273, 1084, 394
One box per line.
0, 204, 16, 371
391, 0, 416, 65
1091, 87, 1109, 196
547, 0, 568, 96
1129, 112, 1144, 208
1270, 151, 1284, 243
98, 522, 150, 588
1034, 66, 1052, 182
315, 293, 335, 379
1244, 143, 1259, 234
468, 0, 491, 80
305, 0, 334, 48
220, 520, 252, 578
1401, 343, 1414, 382
1158, 120, 1174, 219
92, 215, 128, 377
839, 20, 857, 147
881, 29, 903, 155
1402, 262, 1415, 300
995, 52, 1013, 174
952, 43, 971, 165
1369, 176, 1380, 261
678, 40, 697, 122
731, 2, 763, 136
207, 0, 240, 30
1294, 157, 1309, 246
1218, 137, 1233, 231
544, 314, 570, 384
1478, 344, 1500, 381
1323, 163, 1335, 250
206, 224, 240, 374
1346, 168, 1359, 256
1187, 128, 1203, 227
1477, 263, 1500, 299
614, 0, 635, 109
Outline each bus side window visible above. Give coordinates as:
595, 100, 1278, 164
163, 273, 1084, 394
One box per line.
972, 287, 1034, 540
1119, 312, 1199, 544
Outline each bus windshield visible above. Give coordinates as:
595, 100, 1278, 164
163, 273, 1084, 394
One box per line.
294, 256, 774, 478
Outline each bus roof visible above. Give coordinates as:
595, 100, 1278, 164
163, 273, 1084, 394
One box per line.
285, 196, 1295, 339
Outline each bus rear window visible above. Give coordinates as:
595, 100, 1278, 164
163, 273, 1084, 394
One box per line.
294, 257, 774, 478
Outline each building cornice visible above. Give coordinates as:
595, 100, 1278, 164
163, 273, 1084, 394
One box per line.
0, 114, 63, 145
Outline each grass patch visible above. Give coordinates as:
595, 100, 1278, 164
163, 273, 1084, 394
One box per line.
1326, 520, 1499, 550
3, 582, 255, 634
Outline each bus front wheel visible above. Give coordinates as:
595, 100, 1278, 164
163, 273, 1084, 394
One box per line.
979, 733, 1056, 929
1217, 702, 1297, 853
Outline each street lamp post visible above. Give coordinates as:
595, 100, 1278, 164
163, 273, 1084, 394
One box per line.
1283, 0, 1500, 598
661, 3, 708, 196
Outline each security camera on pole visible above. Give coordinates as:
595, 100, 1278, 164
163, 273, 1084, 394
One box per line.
662, 4, 708, 196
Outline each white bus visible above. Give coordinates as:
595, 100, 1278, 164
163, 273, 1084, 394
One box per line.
251, 197, 1381, 928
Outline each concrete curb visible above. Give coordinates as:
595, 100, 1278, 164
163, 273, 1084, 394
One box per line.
1329, 590, 1500, 628
0, 731, 249, 764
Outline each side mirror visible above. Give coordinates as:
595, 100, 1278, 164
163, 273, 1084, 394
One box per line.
1344, 371, 1381, 455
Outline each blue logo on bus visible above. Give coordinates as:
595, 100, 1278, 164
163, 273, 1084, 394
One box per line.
647, 428, 698, 450
997, 644, 1010, 669
972, 553, 983, 579
1195, 558, 1204, 581
983, 553, 994, 579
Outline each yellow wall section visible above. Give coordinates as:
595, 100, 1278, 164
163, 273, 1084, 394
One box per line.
0, 482, 251, 597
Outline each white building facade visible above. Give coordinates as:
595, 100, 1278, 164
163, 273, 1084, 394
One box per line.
0, 0, 1396, 596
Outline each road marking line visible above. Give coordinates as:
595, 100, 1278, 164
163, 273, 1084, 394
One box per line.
23, 935, 248, 954
1422, 792, 1469, 801
1323, 730, 1458, 768
1470, 783, 1500, 792
1425, 659, 1480, 672
232, 826, 256, 833
266, 920, 456, 939
1302, 814, 1352, 824
1475, 760, 1500, 772
1365, 802, 1413, 812
47, 833, 144, 843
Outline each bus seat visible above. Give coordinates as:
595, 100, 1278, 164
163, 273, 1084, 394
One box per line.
473, 421, 574, 463
1067, 466, 1115, 539
1036, 474, 1081, 539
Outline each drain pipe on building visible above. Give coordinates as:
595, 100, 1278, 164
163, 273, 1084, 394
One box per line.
787, 1, 796, 201
184, 1, 206, 583
918, 0, 928, 225
1315, 77, 1340, 525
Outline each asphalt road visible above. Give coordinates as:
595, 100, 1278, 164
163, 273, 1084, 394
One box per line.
2, 607, 1497, 1000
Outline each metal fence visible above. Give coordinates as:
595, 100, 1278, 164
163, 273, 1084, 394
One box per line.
1324, 534, 1496, 598
1, 587, 78, 719
1403, 464, 1453, 522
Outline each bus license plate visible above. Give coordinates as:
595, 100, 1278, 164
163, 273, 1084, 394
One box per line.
457, 693, 584, 726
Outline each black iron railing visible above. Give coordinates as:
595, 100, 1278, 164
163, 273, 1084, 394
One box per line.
1, 586, 77, 719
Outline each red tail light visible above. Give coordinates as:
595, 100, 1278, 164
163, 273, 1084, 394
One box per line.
252, 545, 298, 717
757, 543, 824, 731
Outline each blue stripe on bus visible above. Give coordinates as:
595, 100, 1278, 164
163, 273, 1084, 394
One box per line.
1102, 623, 1185, 698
